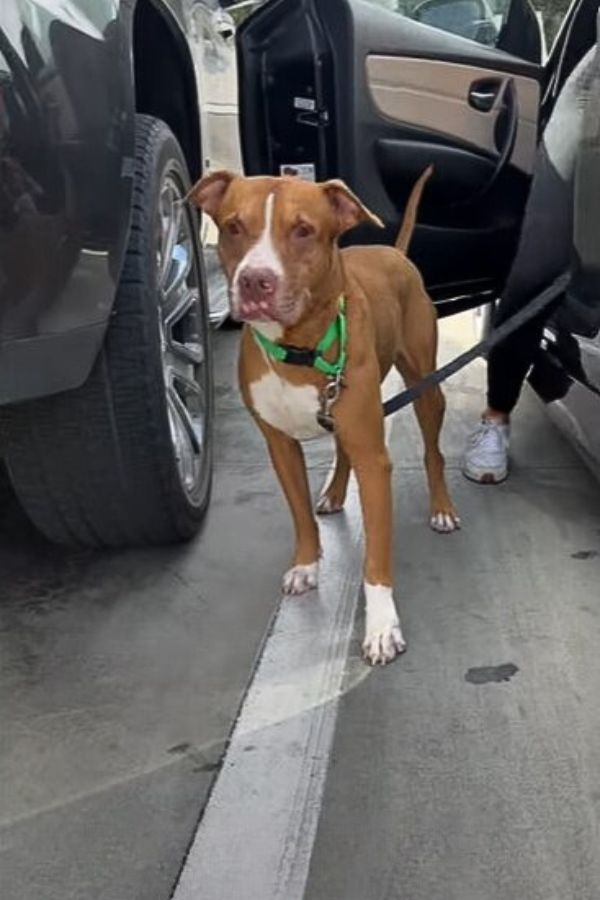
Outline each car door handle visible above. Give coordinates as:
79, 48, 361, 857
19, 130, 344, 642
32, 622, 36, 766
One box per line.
469, 88, 498, 112
450, 78, 519, 209
468, 77, 508, 113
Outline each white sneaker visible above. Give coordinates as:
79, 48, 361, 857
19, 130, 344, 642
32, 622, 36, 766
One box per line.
463, 419, 510, 484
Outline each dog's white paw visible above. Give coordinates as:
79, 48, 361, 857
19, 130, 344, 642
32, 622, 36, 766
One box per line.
363, 584, 406, 666
430, 510, 461, 533
282, 562, 318, 596
363, 621, 406, 666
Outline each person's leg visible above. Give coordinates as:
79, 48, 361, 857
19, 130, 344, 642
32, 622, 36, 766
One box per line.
485, 146, 574, 419
463, 47, 595, 482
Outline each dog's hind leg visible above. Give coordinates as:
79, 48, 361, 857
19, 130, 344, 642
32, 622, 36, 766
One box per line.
395, 272, 460, 533
316, 436, 350, 515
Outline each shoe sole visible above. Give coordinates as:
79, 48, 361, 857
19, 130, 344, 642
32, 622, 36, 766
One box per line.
463, 467, 508, 485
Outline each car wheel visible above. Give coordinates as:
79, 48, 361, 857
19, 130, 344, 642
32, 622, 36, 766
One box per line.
1, 115, 213, 547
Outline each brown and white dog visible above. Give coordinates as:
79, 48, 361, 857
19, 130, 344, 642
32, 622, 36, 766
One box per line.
188, 168, 460, 665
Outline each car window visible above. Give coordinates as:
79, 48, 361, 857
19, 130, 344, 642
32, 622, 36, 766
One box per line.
363, 0, 511, 48
532, 0, 573, 54
365, 0, 573, 55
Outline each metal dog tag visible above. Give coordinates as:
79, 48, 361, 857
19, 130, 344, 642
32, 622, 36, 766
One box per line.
316, 409, 335, 432
317, 376, 344, 432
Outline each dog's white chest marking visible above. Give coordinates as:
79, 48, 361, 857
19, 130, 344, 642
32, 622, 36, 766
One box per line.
249, 369, 326, 441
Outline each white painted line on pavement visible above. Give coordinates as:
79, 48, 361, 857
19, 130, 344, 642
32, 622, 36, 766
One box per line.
172, 373, 402, 900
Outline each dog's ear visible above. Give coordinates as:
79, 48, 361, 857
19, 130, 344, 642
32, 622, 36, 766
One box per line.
186, 170, 236, 219
322, 180, 383, 235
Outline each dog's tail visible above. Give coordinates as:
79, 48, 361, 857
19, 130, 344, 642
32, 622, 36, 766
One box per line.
394, 165, 433, 255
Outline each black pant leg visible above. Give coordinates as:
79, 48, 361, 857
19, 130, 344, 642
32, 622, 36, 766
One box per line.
486, 49, 595, 413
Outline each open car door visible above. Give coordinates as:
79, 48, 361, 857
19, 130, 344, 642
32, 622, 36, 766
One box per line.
237, 0, 546, 314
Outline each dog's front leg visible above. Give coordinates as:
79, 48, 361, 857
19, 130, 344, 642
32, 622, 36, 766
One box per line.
353, 447, 406, 665
256, 416, 321, 595
338, 410, 406, 665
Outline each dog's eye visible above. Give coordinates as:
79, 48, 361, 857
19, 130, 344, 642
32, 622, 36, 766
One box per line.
293, 222, 315, 240
225, 220, 242, 237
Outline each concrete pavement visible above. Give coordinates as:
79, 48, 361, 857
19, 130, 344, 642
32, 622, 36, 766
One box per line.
0, 324, 303, 900
2, 314, 600, 900
304, 319, 600, 900
175, 314, 600, 900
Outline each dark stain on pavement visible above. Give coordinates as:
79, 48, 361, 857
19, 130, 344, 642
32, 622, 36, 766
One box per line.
168, 742, 191, 755
571, 550, 599, 560
465, 663, 519, 685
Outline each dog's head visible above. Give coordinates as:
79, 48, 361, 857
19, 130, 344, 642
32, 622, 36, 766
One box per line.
187, 172, 382, 327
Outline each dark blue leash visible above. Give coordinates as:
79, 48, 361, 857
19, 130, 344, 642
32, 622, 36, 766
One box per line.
382, 273, 570, 416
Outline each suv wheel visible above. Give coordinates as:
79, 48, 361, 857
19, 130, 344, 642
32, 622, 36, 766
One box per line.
1, 115, 213, 547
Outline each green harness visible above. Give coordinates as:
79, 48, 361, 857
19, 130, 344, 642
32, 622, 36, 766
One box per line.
250, 297, 348, 432
251, 297, 347, 380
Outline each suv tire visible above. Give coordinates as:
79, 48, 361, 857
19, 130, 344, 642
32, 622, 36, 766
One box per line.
1, 115, 214, 547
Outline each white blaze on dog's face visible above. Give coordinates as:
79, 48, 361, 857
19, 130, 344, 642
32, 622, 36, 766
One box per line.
187, 171, 382, 327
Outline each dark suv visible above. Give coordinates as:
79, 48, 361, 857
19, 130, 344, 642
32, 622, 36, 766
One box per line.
0, 0, 259, 547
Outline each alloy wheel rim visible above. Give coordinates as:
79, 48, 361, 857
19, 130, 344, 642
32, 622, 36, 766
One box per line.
157, 170, 208, 501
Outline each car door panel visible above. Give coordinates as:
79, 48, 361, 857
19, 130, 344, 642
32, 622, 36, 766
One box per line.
238, 0, 543, 303
366, 55, 539, 173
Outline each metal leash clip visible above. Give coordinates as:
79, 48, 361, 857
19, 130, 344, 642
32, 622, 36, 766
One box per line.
317, 374, 345, 432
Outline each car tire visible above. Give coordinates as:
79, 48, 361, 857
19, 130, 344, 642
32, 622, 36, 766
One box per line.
1, 115, 214, 547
